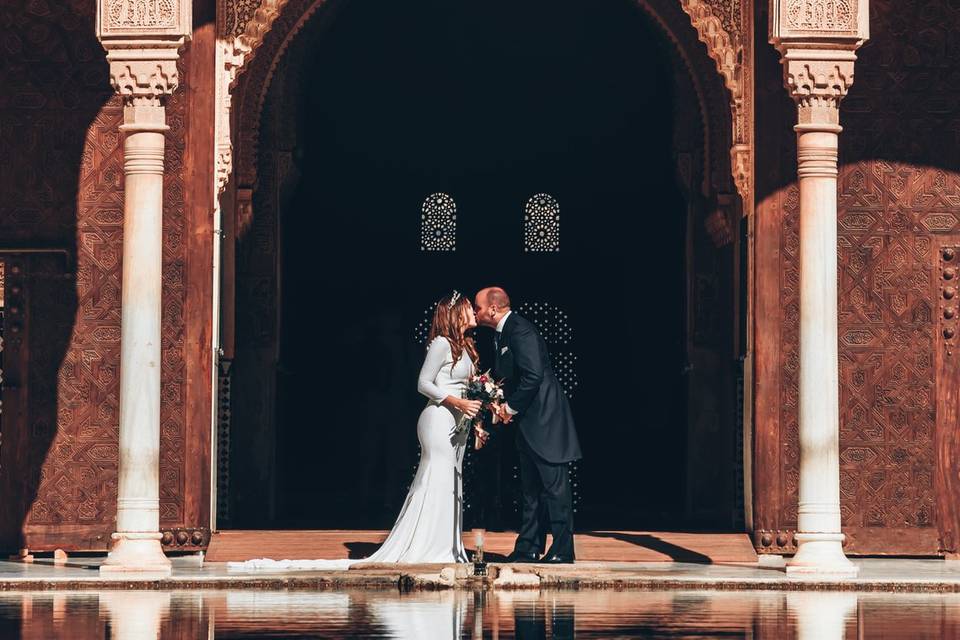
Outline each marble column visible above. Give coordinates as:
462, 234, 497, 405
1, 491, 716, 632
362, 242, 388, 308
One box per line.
101, 96, 172, 573
787, 86, 857, 577
94, 33, 187, 572
770, 0, 868, 576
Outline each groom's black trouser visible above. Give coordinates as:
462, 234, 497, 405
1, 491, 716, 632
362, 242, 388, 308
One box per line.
513, 433, 575, 559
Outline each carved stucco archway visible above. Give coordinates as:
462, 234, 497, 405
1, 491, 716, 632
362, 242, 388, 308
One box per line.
215, 0, 754, 217
215, 0, 754, 529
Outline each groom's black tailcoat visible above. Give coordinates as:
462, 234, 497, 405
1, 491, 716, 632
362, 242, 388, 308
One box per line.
494, 312, 581, 558
494, 313, 581, 464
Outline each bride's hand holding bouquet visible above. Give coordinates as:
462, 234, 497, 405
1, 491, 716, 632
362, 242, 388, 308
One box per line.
456, 371, 505, 446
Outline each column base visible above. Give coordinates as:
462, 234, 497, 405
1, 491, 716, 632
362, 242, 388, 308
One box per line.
785, 533, 858, 578
100, 533, 172, 574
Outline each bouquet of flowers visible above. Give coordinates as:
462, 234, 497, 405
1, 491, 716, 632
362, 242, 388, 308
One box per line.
455, 371, 505, 446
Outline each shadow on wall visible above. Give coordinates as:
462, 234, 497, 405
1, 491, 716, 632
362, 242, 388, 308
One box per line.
0, 0, 218, 551
0, 0, 117, 550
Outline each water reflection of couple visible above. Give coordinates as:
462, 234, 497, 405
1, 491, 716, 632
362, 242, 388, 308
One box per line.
368, 591, 574, 640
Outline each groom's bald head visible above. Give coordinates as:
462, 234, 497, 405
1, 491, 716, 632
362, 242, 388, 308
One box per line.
480, 287, 510, 309
475, 287, 511, 328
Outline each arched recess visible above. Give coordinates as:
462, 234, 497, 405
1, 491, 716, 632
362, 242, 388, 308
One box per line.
215, 0, 753, 529
215, 0, 753, 208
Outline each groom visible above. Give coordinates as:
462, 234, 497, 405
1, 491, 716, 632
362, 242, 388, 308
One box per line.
474, 287, 582, 563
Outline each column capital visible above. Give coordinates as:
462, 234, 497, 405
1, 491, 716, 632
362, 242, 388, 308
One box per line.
781, 50, 856, 107
96, 0, 192, 105
769, 0, 869, 122
104, 42, 185, 106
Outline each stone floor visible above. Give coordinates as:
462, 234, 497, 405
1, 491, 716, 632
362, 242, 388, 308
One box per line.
4, 555, 960, 591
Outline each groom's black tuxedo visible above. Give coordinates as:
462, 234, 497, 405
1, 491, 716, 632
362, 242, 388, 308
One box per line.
494, 312, 581, 560
494, 313, 581, 464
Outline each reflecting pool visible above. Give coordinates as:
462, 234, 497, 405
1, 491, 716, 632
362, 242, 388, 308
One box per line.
1, 589, 958, 638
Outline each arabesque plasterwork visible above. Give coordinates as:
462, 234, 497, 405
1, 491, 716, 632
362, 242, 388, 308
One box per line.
679, 0, 753, 214
213, 0, 755, 215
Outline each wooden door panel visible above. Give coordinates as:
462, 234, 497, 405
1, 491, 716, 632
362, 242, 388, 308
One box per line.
936, 242, 960, 557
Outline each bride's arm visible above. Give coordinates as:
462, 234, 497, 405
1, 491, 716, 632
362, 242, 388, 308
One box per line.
418, 338, 479, 417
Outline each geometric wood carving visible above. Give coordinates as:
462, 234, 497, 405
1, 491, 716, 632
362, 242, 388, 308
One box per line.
747, 0, 955, 556
0, 0, 192, 548
774, 159, 942, 553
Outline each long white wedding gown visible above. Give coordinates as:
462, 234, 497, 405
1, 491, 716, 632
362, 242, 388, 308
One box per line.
229, 336, 471, 570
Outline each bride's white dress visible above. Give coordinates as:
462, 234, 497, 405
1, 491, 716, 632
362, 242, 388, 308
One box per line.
229, 336, 471, 570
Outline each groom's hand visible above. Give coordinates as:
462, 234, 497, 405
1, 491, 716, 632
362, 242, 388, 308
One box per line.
489, 402, 502, 424
496, 404, 514, 424
474, 425, 490, 449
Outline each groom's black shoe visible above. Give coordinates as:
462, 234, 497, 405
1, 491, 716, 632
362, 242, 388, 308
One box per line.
505, 551, 541, 563
542, 554, 575, 564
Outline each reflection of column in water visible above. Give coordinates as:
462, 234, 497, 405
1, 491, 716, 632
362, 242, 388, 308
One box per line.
99, 592, 171, 640
52, 593, 66, 627
787, 592, 857, 640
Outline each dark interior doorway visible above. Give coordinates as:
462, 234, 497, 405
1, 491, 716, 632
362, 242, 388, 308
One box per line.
229, 0, 738, 532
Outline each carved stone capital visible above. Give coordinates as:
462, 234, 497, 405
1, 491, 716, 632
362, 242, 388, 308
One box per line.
104, 43, 185, 105
780, 50, 857, 120
97, 0, 191, 104
769, 0, 868, 122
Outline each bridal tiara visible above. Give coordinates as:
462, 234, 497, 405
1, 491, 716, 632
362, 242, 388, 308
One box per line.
448, 290, 461, 307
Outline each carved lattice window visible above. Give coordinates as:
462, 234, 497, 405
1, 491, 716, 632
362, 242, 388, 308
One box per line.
421, 193, 457, 251
524, 193, 560, 252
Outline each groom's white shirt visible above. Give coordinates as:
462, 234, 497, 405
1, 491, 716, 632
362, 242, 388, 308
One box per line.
496, 311, 519, 416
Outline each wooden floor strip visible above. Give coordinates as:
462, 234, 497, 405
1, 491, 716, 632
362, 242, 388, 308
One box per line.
205, 530, 757, 563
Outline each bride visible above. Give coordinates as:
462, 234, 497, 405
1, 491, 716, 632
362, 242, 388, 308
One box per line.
230, 290, 484, 570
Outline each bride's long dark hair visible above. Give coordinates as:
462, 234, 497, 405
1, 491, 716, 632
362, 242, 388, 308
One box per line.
428, 293, 478, 370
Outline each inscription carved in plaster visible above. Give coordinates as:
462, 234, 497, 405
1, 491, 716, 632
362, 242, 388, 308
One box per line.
786, 0, 855, 32
107, 0, 178, 28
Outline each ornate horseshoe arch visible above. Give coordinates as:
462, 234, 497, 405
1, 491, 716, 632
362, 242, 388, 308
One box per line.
215, 0, 754, 215
213, 0, 756, 529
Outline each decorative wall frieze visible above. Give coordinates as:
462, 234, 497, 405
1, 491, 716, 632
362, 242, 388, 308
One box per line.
101, 0, 191, 35
774, 0, 865, 37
